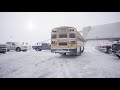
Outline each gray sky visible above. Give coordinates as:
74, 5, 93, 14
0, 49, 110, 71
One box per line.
0, 12, 120, 44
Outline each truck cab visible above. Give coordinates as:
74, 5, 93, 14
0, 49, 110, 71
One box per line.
42, 43, 51, 50
6, 42, 28, 52
32, 43, 51, 51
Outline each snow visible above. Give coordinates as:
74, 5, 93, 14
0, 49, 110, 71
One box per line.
0, 42, 120, 78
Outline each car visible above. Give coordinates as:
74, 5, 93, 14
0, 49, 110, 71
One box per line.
6, 42, 28, 52
0, 43, 7, 54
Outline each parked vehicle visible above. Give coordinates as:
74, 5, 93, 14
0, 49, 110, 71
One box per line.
112, 41, 120, 58
101, 44, 112, 53
0, 43, 7, 54
32, 43, 51, 51
6, 42, 28, 52
96, 43, 112, 54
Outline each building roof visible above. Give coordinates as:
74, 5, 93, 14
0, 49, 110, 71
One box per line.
81, 22, 120, 40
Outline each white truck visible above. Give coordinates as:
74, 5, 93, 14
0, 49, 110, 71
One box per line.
0, 43, 7, 54
6, 42, 28, 52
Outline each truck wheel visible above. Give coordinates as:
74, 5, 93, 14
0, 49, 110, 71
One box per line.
16, 47, 21, 52
64, 53, 66, 55
36, 48, 39, 51
116, 55, 120, 58
61, 53, 66, 56
39, 49, 42, 51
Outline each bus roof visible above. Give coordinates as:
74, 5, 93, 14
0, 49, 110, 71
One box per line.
53, 26, 76, 31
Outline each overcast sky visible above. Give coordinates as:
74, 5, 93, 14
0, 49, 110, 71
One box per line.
0, 12, 120, 44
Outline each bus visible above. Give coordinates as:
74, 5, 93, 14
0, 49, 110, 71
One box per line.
51, 26, 85, 55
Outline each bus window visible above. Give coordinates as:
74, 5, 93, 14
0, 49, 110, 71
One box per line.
59, 42, 67, 46
69, 33, 75, 38
52, 34, 57, 39
59, 34, 67, 38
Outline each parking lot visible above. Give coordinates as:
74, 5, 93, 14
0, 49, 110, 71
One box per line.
0, 43, 120, 78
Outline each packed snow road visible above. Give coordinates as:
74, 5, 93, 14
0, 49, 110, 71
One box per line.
0, 46, 120, 78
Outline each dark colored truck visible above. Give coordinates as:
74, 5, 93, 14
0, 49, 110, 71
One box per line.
112, 43, 120, 58
32, 43, 51, 51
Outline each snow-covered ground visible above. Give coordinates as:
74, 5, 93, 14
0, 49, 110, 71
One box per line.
0, 42, 120, 78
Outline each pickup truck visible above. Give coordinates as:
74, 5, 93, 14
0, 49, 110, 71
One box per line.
6, 42, 28, 52
32, 43, 51, 51
0, 43, 7, 53
112, 43, 120, 58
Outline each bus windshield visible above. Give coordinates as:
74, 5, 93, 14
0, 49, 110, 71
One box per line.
59, 34, 67, 38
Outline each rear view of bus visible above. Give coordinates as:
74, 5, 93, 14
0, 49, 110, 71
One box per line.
51, 26, 85, 55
